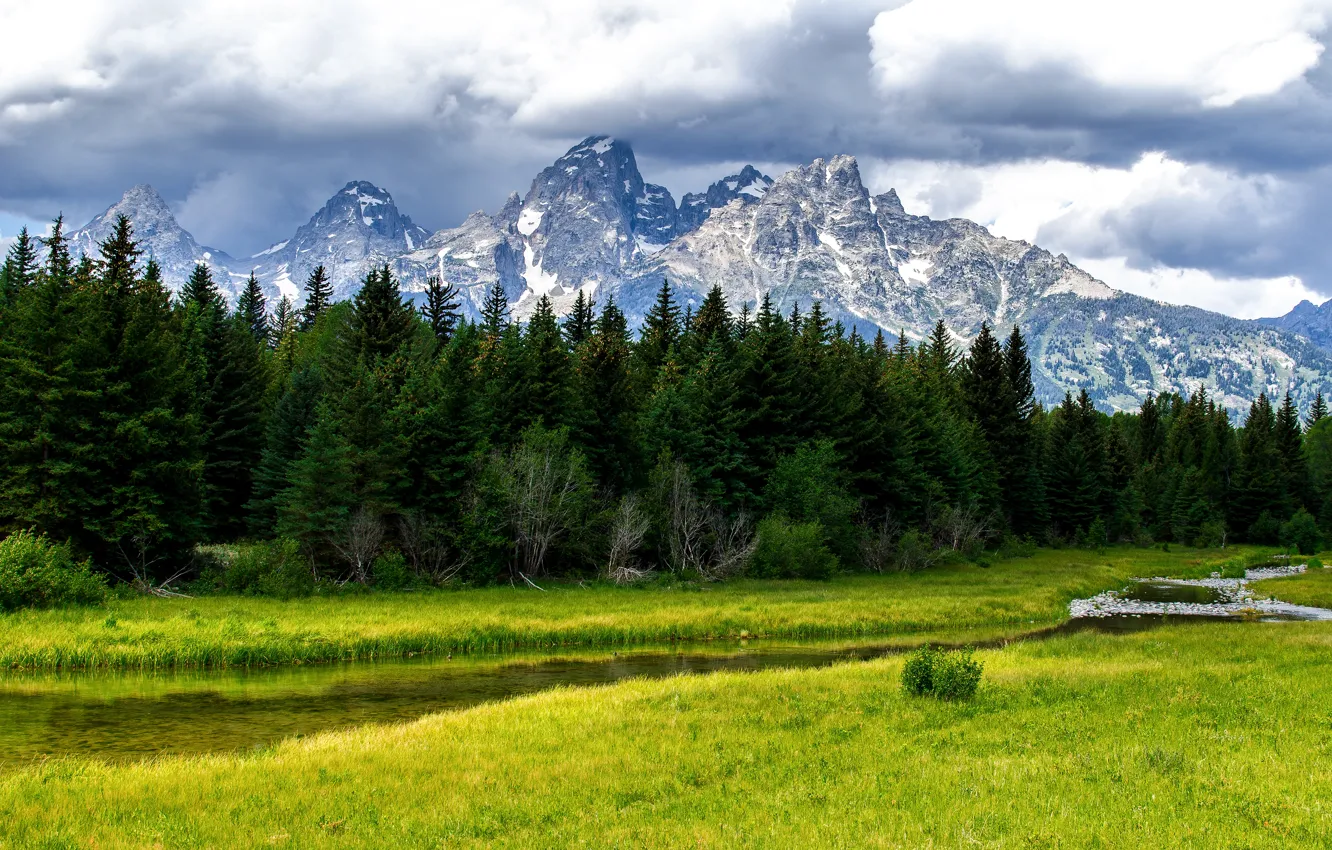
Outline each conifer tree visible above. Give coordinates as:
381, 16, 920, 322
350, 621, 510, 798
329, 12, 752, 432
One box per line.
637, 279, 681, 380
420, 275, 461, 345
521, 294, 574, 430
79, 217, 202, 568
562, 289, 595, 348
247, 366, 323, 536
1308, 390, 1328, 430
236, 271, 268, 345
301, 265, 333, 330
1233, 393, 1282, 537
480, 281, 510, 343
1276, 390, 1309, 512
346, 265, 417, 362
691, 285, 732, 352
269, 297, 296, 348
577, 298, 639, 489
0, 227, 38, 308
278, 409, 355, 564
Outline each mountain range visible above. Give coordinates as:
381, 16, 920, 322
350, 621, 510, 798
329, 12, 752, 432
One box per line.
62, 135, 1332, 413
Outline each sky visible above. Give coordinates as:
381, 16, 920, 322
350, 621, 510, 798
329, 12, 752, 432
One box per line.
1, 0, 1330, 319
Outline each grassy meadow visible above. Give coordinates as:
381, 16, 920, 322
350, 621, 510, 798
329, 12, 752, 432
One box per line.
2, 621, 1331, 847
0, 546, 1253, 671
2, 544, 1327, 847
1253, 566, 1332, 608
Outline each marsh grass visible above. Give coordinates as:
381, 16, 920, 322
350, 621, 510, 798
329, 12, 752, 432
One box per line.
0, 546, 1254, 670
1252, 561, 1332, 608
2, 623, 1331, 847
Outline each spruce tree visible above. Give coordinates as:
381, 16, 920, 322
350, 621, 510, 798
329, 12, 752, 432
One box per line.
636, 279, 681, 380
1276, 390, 1309, 512
691, 285, 732, 352
0, 227, 38, 308
278, 409, 355, 564
577, 298, 639, 489
522, 294, 574, 430
269, 297, 296, 348
301, 265, 333, 330
346, 265, 417, 362
562, 289, 595, 348
236, 271, 268, 345
1308, 390, 1328, 430
479, 280, 510, 343
247, 366, 323, 536
420, 275, 461, 345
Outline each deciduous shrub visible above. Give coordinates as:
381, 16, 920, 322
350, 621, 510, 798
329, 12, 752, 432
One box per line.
751, 514, 837, 580
371, 550, 416, 590
901, 645, 983, 700
221, 538, 313, 598
1307, 556, 1324, 570
1280, 509, 1322, 556
0, 530, 107, 611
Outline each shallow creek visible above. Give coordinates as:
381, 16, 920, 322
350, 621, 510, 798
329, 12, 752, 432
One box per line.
2, 569, 1329, 766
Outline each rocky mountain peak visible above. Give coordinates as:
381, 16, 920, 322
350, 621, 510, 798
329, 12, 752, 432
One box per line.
65, 184, 240, 297
677, 165, 775, 233
876, 189, 906, 216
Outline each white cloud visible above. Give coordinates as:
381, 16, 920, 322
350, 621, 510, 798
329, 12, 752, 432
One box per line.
869, 0, 1330, 107
0, 0, 799, 135
862, 153, 1319, 318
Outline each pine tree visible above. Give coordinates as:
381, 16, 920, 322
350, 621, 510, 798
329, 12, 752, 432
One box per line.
247, 366, 323, 536
181, 263, 225, 319
0, 227, 38, 308
562, 289, 596, 348
278, 408, 355, 564
1275, 390, 1309, 512
301, 265, 333, 330
636, 279, 681, 380
1308, 390, 1328, 430
1232, 393, 1282, 538
236, 271, 268, 345
269, 296, 296, 348
480, 280, 510, 343
691, 285, 732, 352
78, 217, 202, 568
420, 275, 461, 345
577, 297, 639, 489
521, 294, 574, 430
346, 264, 417, 362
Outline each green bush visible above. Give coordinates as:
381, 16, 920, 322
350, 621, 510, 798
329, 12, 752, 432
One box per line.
900, 646, 939, 696
0, 530, 107, 611
1194, 520, 1227, 549
372, 550, 416, 590
996, 535, 1036, 560
222, 539, 313, 598
1280, 509, 1322, 556
1248, 511, 1282, 546
751, 514, 837, 580
1307, 556, 1324, 571
901, 645, 983, 700
1219, 559, 1246, 580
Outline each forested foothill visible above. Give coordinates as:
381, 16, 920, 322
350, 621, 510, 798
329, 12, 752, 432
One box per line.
2, 216, 1330, 605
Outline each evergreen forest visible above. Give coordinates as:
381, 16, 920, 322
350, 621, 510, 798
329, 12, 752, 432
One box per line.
3, 216, 1331, 591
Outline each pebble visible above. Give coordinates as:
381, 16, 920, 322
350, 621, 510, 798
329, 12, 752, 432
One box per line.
1069, 565, 1332, 621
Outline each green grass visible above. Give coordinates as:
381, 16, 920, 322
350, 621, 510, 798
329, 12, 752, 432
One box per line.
2, 621, 1330, 847
1252, 564, 1332, 608
0, 547, 1239, 671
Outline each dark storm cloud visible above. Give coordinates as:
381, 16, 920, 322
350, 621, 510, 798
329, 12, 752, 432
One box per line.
0, 0, 1329, 299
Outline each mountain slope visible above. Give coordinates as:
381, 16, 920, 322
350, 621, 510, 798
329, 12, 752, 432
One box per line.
1257, 299, 1332, 353
59, 139, 1332, 412
65, 185, 244, 297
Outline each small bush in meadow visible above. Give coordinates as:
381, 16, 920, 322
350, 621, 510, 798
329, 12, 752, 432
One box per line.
371, 550, 416, 590
0, 530, 107, 611
1280, 509, 1322, 556
751, 514, 837, 580
900, 646, 939, 696
1306, 556, 1324, 571
223, 539, 313, 599
901, 645, 983, 700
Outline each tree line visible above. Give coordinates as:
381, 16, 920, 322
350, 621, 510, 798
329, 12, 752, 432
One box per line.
1, 216, 1329, 587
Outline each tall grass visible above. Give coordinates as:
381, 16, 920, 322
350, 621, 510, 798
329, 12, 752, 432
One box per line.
0, 547, 1251, 671
3, 622, 1331, 847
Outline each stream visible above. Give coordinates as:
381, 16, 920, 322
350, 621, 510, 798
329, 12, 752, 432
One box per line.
2, 568, 1329, 767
